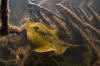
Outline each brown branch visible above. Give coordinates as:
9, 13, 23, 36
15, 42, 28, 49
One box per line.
79, 1, 89, 19
68, 19, 90, 43
40, 12, 52, 24
56, 4, 100, 35
79, 6, 93, 22
79, 1, 92, 22
0, 59, 16, 63
55, 5, 88, 42
86, 29, 100, 66
70, 6, 89, 22
56, 3, 100, 65
0, 0, 23, 36
34, 8, 50, 25
30, 3, 64, 21
87, 4, 100, 21
85, 4, 100, 29
0, 0, 9, 35
51, 16, 72, 40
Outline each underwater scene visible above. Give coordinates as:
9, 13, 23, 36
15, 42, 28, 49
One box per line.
0, 0, 100, 66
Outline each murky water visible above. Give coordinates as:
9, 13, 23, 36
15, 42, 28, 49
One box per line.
0, 0, 100, 66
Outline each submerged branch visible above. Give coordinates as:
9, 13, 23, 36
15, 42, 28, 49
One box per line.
0, 0, 24, 36
30, 3, 63, 20
0, 0, 9, 35
86, 29, 100, 66
0, 59, 16, 63
85, 4, 100, 29
68, 19, 90, 43
56, 4, 100, 35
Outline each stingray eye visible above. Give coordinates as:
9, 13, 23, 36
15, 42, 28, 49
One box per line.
33, 26, 39, 31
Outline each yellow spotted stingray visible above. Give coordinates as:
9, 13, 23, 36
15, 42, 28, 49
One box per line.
26, 22, 79, 55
